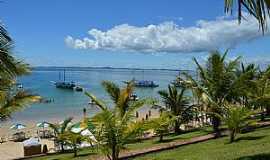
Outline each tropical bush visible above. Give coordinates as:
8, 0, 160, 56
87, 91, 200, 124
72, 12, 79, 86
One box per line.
217, 105, 254, 143
59, 130, 87, 157
149, 112, 174, 142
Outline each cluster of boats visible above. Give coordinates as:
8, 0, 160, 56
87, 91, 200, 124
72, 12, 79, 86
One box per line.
52, 70, 162, 106
52, 70, 83, 92
54, 81, 83, 91
123, 79, 159, 88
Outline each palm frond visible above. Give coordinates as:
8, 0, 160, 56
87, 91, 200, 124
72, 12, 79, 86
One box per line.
0, 90, 40, 120
225, 0, 270, 33
85, 91, 107, 110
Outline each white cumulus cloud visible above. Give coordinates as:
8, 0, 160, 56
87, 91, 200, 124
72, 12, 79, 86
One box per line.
65, 15, 269, 53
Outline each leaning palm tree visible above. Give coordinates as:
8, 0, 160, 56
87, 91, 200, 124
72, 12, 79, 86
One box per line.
85, 81, 149, 160
158, 85, 193, 134
0, 24, 40, 120
224, 0, 270, 33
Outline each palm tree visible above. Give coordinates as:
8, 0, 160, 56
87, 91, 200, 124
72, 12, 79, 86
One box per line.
49, 117, 73, 152
217, 105, 254, 143
0, 24, 40, 120
224, 0, 270, 33
234, 63, 258, 107
149, 111, 174, 142
183, 50, 243, 137
85, 81, 149, 160
249, 66, 270, 120
158, 85, 193, 134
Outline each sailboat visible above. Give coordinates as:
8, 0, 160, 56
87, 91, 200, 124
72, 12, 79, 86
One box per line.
54, 70, 76, 90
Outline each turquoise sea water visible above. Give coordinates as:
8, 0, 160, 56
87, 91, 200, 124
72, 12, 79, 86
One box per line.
6, 67, 189, 123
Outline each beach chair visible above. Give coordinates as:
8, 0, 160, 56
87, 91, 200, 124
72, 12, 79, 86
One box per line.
24, 144, 42, 156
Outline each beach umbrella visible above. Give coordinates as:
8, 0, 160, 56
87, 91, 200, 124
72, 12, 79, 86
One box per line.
81, 129, 97, 142
10, 123, 26, 130
71, 122, 97, 143
70, 123, 83, 133
36, 121, 50, 128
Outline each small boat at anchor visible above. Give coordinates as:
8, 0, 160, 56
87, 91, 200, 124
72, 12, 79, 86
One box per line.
124, 79, 159, 88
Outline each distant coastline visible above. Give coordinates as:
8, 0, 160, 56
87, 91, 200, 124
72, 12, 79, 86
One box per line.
32, 66, 194, 73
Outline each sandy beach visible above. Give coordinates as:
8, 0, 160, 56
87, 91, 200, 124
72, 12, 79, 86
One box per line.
0, 106, 159, 160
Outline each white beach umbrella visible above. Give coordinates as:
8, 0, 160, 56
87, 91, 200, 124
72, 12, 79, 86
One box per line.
70, 123, 83, 133
10, 123, 26, 130
81, 129, 97, 142
36, 121, 50, 128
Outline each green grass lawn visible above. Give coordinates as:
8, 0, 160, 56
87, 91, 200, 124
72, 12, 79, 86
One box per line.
127, 127, 211, 151
28, 147, 98, 160
28, 128, 211, 160
134, 126, 270, 160
29, 126, 270, 160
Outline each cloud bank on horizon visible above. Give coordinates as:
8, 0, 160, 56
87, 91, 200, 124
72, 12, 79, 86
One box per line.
65, 14, 269, 53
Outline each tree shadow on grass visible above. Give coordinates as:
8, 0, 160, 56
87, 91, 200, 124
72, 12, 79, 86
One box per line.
234, 136, 265, 142
236, 153, 270, 160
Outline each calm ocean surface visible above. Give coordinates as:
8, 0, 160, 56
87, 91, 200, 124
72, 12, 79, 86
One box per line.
8, 68, 192, 123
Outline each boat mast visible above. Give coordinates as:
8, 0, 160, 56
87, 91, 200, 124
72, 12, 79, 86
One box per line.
64, 69, 66, 82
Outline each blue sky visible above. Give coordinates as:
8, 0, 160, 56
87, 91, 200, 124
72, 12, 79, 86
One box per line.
0, 0, 270, 69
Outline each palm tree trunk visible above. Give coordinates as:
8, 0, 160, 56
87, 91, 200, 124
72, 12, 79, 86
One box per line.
212, 116, 221, 137
261, 111, 265, 121
159, 134, 164, 142
174, 121, 181, 134
112, 143, 118, 160
229, 129, 236, 143
73, 144, 77, 157
266, 107, 270, 116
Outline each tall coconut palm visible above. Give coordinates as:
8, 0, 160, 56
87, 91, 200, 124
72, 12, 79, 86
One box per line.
0, 24, 40, 120
158, 85, 193, 134
249, 66, 270, 120
85, 81, 149, 160
183, 50, 243, 137
225, 0, 270, 33
234, 63, 258, 107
